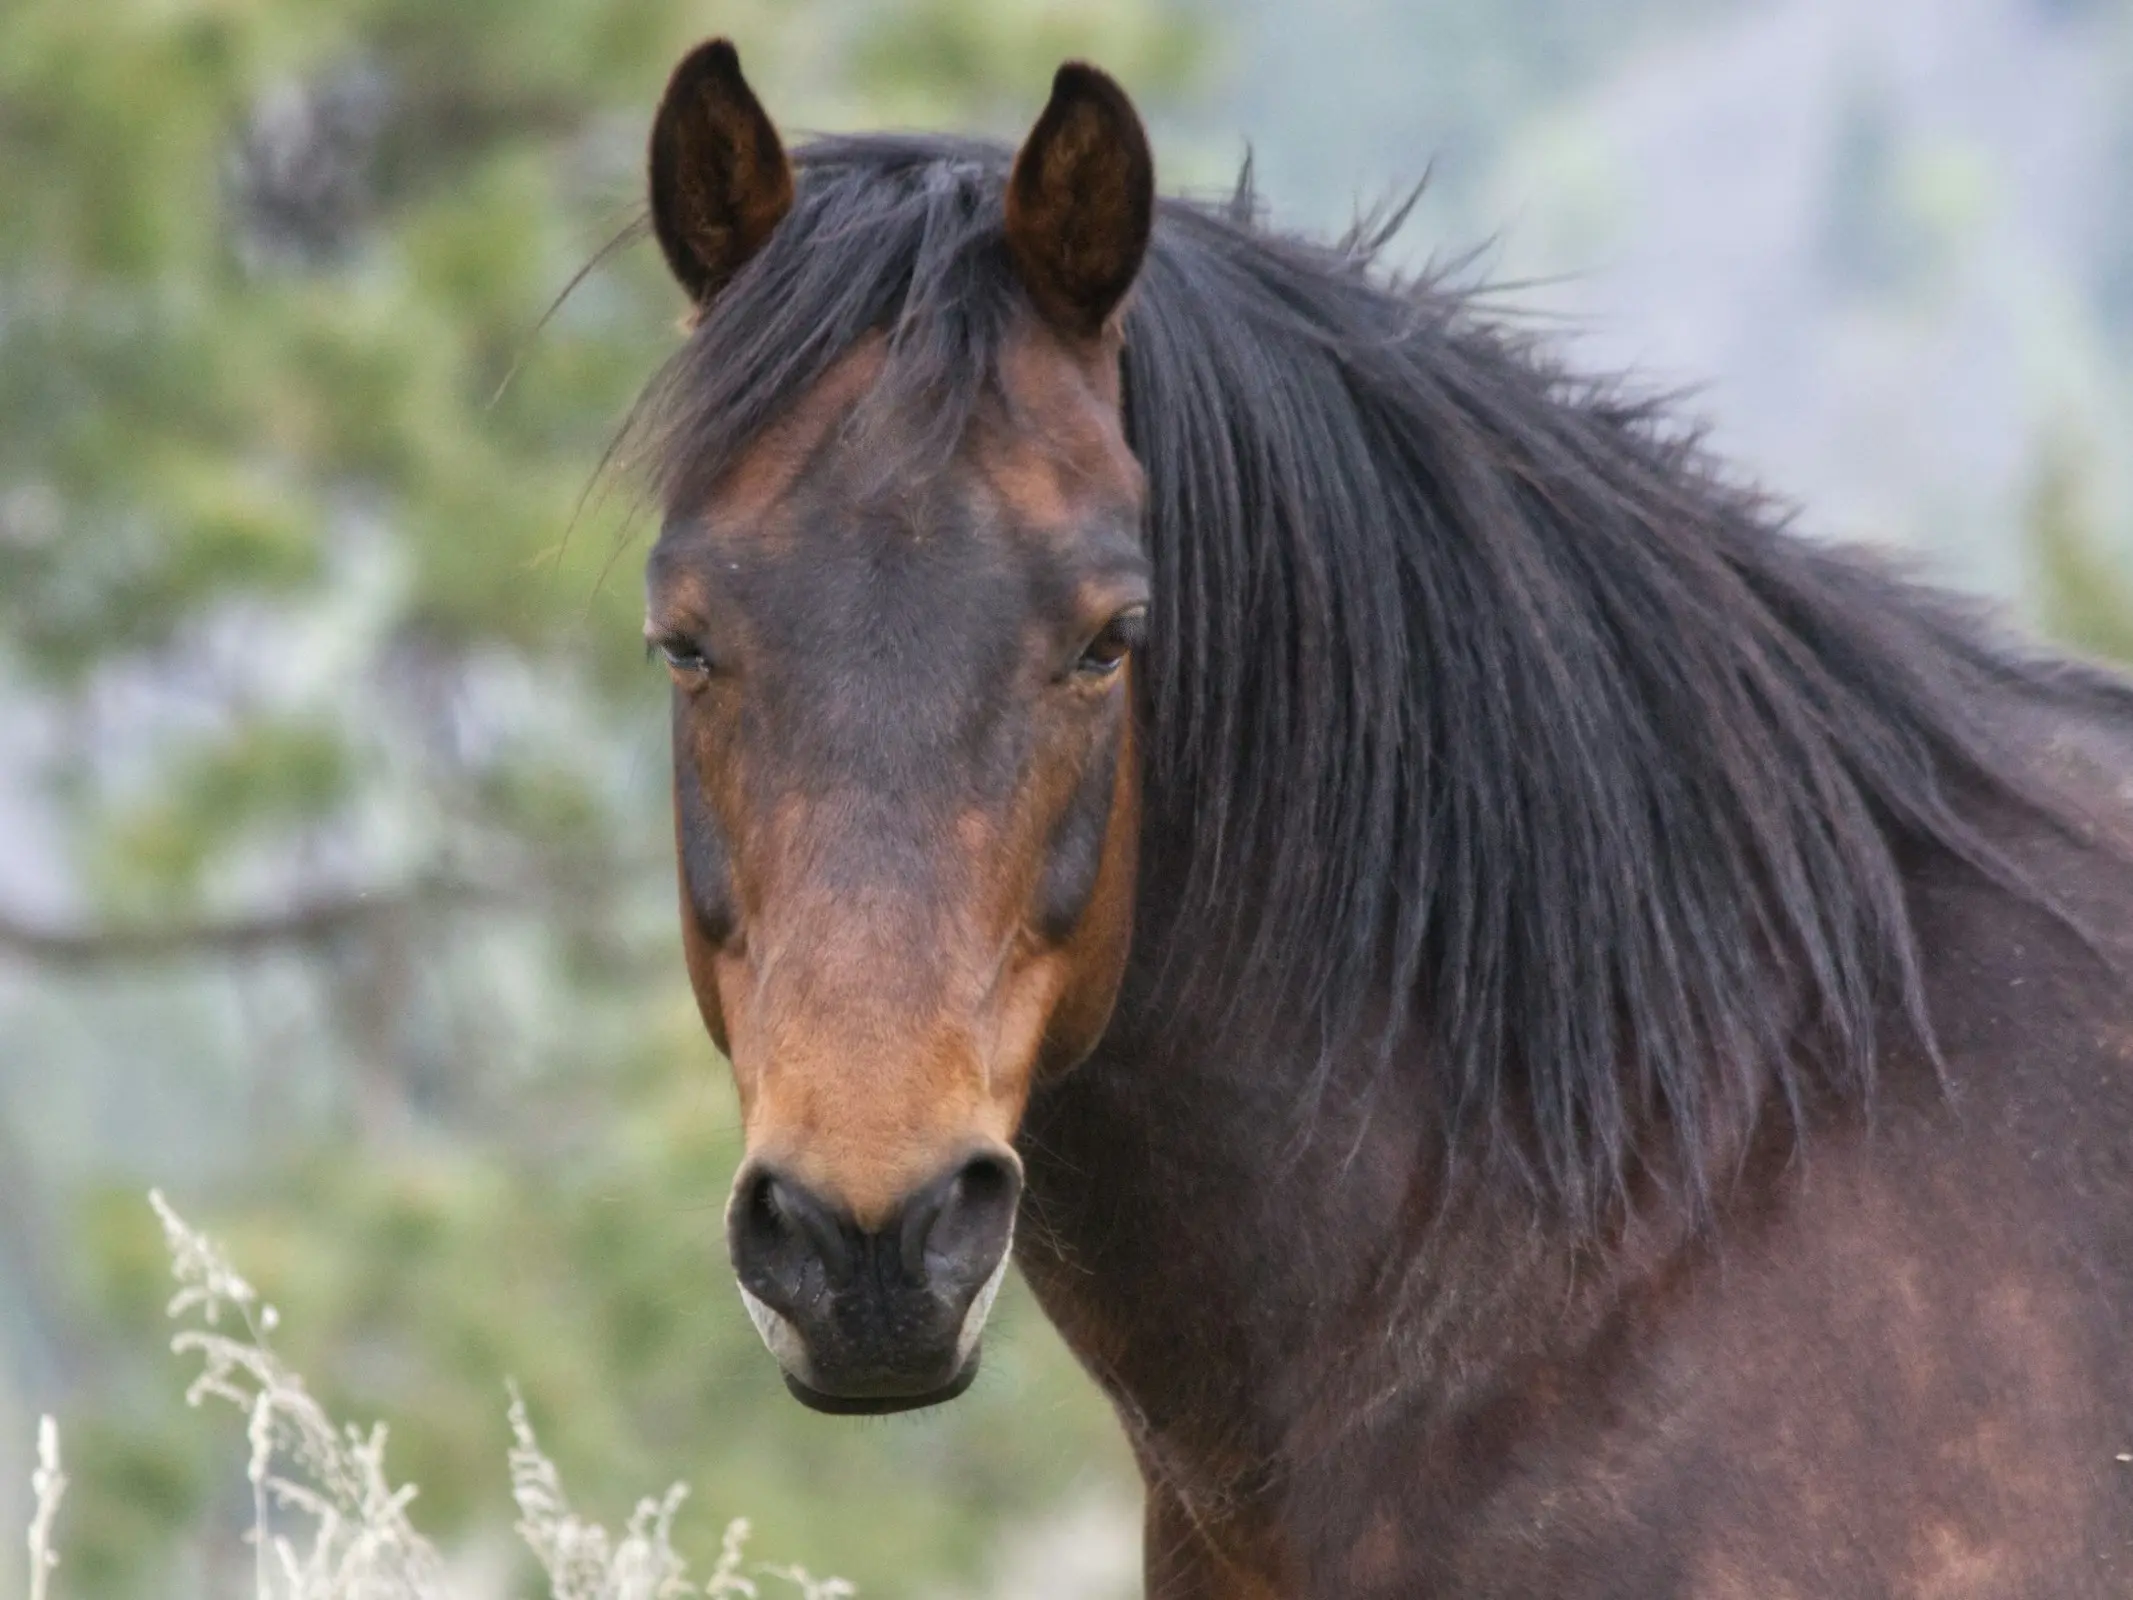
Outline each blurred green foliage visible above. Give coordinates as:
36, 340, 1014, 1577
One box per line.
63, 1049, 1132, 1596
2030, 433, 2133, 665
0, 0, 1193, 1593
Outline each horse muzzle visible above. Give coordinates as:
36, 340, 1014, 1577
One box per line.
726, 1148, 1020, 1414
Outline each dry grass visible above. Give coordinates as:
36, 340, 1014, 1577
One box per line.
19, 1194, 852, 1600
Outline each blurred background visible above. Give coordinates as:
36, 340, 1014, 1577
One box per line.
4, 0, 2133, 1594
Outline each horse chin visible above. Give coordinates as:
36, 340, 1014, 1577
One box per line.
738, 1230, 1013, 1415
779, 1351, 982, 1416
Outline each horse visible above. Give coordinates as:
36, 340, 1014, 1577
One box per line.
627, 39, 2133, 1596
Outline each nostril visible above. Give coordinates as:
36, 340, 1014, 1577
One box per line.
902, 1152, 1022, 1289
741, 1169, 782, 1235
957, 1153, 1014, 1207
731, 1165, 855, 1302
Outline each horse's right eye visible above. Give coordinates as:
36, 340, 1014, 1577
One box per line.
649, 633, 714, 681
665, 645, 711, 676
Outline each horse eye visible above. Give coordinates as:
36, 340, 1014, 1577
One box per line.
1075, 606, 1147, 677
648, 633, 714, 681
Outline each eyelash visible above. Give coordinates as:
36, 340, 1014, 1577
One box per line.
1075, 605, 1148, 678
648, 635, 713, 678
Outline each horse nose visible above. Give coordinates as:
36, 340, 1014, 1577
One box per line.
726, 1149, 1022, 1408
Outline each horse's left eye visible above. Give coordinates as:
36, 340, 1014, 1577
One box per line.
1076, 606, 1147, 677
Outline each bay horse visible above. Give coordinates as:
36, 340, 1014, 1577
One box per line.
631, 39, 2133, 1596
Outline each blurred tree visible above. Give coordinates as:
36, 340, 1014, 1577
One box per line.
0, 1, 1199, 1595
2088, 3, 2133, 354
1219, 0, 1742, 234
1819, 74, 1927, 299
2029, 431, 2133, 664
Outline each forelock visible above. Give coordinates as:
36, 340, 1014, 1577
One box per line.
628, 136, 1023, 516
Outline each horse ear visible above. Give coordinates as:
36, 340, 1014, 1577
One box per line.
647, 39, 793, 307
1005, 63, 1155, 340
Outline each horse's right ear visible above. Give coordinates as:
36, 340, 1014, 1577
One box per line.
647, 39, 793, 307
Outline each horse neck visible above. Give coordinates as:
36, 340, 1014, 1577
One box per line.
1013, 886, 1706, 1510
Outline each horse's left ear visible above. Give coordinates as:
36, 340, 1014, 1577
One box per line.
1005, 63, 1155, 341
647, 39, 793, 307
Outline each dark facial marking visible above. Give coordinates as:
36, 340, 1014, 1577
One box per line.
673, 700, 735, 946
1037, 731, 1123, 940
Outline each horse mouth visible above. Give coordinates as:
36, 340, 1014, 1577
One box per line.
779, 1348, 982, 1415
739, 1225, 1012, 1414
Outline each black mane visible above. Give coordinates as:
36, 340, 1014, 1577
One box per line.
631, 133, 2130, 1219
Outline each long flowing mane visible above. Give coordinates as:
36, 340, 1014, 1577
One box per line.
629, 133, 2132, 1219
